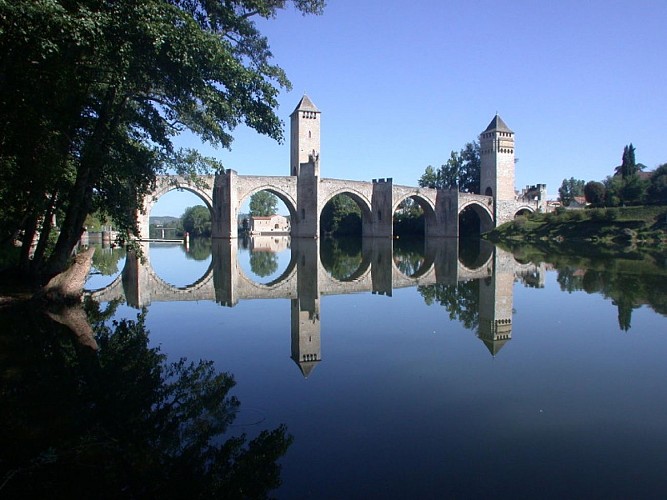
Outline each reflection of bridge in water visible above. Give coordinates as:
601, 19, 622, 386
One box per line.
89, 239, 545, 376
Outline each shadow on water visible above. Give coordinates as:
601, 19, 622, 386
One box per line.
0, 299, 292, 498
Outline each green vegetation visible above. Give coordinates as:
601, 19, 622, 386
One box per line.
0, 0, 323, 278
0, 301, 292, 496
320, 238, 363, 280
182, 205, 211, 237
91, 246, 126, 276
486, 206, 667, 250
249, 191, 279, 217
393, 198, 424, 237
418, 280, 480, 330
504, 243, 667, 331
320, 194, 362, 236
250, 251, 279, 278
558, 177, 585, 206
419, 141, 480, 193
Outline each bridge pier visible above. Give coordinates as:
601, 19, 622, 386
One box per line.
292, 163, 320, 238
212, 170, 239, 239
366, 179, 394, 238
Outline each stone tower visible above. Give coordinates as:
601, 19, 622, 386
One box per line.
290, 94, 320, 177
480, 115, 516, 224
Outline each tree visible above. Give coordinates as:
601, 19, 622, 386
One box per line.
558, 178, 585, 206
584, 181, 606, 205
182, 205, 211, 237
320, 194, 361, 235
419, 142, 480, 193
0, 0, 324, 277
616, 143, 639, 179
647, 164, 667, 205
249, 191, 279, 217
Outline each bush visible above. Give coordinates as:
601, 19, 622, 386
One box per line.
570, 210, 584, 221
590, 208, 607, 221
605, 208, 619, 221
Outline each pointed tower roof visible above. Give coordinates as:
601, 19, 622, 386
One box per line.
481, 337, 510, 356
484, 114, 513, 133
293, 358, 319, 378
291, 94, 319, 116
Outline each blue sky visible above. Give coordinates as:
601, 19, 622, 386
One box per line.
154, 0, 666, 216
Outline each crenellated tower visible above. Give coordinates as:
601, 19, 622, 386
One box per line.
290, 94, 321, 177
480, 114, 515, 199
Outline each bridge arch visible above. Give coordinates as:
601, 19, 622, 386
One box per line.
320, 187, 373, 222
392, 193, 437, 236
318, 187, 374, 238
513, 206, 535, 217
393, 193, 436, 216
239, 183, 298, 222
140, 175, 215, 240
147, 176, 214, 214
458, 199, 494, 234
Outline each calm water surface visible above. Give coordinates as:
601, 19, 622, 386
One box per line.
4, 237, 667, 498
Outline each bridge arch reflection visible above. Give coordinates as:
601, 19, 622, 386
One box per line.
88, 238, 546, 376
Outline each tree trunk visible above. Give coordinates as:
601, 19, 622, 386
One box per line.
37, 246, 95, 303
31, 195, 57, 273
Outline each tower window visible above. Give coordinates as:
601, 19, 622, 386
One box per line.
308, 131, 311, 139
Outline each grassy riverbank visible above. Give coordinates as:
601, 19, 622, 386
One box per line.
485, 206, 667, 251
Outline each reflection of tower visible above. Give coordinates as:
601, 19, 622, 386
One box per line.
290, 239, 321, 377
477, 247, 514, 355
290, 94, 320, 177
480, 115, 515, 226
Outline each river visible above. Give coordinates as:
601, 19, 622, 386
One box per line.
2, 237, 667, 498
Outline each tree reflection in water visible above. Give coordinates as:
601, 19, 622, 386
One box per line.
183, 237, 212, 261
514, 245, 667, 332
249, 250, 279, 277
0, 299, 292, 498
392, 238, 426, 277
418, 280, 481, 330
320, 238, 362, 280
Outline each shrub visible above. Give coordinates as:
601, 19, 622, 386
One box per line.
605, 208, 619, 221
590, 208, 607, 221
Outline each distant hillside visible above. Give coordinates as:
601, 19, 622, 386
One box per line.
150, 215, 180, 226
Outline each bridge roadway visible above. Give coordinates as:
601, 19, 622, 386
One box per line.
89, 238, 541, 308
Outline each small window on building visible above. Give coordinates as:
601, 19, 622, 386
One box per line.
485, 187, 493, 197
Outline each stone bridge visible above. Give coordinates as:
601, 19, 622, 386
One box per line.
136, 95, 547, 242
137, 173, 498, 241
